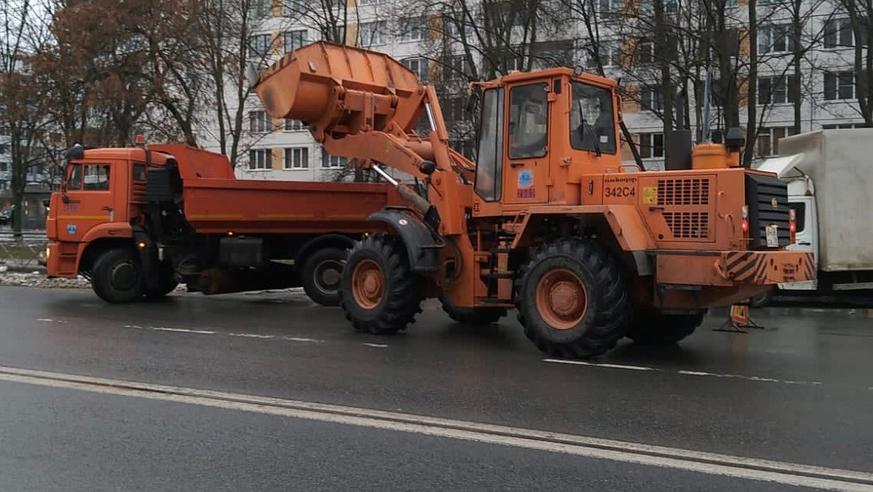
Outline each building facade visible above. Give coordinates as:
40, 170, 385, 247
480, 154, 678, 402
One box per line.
206, 0, 868, 180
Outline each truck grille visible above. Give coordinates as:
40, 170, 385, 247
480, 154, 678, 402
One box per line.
745, 173, 790, 249
657, 178, 710, 206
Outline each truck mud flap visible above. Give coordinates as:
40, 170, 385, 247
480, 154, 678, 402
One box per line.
368, 208, 441, 274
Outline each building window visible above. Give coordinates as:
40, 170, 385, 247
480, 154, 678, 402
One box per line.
284, 147, 309, 169
284, 30, 306, 54
640, 86, 663, 111
637, 39, 654, 64
822, 123, 862, 129
756, 127, 796, 157
285, 119, 305, 131
595, 0, 621, 18
443, 96, 466, 122
824, 18, 853, 48
824, 71, 855, 100
322, 153, 347, 169
638, 133, 664, 158
249, 110, 270, 133
0, 162, 7, 172
402, 57, 428, 83
248, 34, 271, 58
359, 21, 387, 47
587, 40, 621, 68
758, 75, 797, 105
759, 24, 794, 54
400, 17, 426, 42
445, 54, 474, 80
249, 0, 270, 19
249, 149, 270, 170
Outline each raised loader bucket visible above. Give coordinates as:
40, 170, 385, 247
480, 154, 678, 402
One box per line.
254, 42, 424, 134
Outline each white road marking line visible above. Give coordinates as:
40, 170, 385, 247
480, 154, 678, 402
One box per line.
544, 359, 655, 371
228, 333, 275, 339
282, 337, 322, 343
149, 327, 216, 335
363, 343, 389, 348
0, 366, 871, 491
37, 318, 53, 322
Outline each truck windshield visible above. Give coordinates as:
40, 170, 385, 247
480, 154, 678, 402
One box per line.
570, 82, 616, 154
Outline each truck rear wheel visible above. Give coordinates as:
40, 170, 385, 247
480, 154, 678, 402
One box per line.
91, 248, 145, 304
516, 240, 631, 358
440, 295, 506, 325
625, 309, 705, 344
340, 234, 423, 335
301, 247, 346, 307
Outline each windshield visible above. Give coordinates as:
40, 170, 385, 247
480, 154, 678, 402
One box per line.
570, 82, 616, 154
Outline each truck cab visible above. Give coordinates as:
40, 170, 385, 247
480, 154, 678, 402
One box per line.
47, 148, 161, 277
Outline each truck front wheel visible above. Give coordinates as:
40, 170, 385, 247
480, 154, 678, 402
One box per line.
516, 240, 632, 358
340, 234, 423, 335
301, 247, 346, 306
625, 309, 705, 344
91, 248, 145, 304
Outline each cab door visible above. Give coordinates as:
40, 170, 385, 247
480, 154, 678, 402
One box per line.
56, 161, 115, 242
503, 82, 550, 205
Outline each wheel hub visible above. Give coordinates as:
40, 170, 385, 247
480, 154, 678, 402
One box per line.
535, 268, 588, 330
110, 261, 137, 291
352, 259, 384, 310
315, 260, 342, 293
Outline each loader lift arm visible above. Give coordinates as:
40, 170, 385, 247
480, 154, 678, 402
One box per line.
254, 42, 472, 237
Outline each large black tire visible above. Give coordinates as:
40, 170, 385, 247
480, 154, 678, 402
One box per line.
516, 239, 631, 358
625, 309, 705, 344
440, 295, 506, 325
301, 247, 346, 306
144, 271, 179, 300
340, 234, 423, 335
91, 248, 145, 304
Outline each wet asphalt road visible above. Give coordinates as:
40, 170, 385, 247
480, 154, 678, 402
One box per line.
0, 285, 872, 491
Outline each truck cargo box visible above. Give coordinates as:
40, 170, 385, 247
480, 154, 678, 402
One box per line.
778, 129, 873, 271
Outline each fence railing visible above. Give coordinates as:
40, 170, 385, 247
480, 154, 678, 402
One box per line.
0, 231, 48, 269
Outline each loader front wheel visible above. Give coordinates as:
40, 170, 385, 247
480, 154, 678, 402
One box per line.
340, 234, 423, 335
516, 240, 631, 358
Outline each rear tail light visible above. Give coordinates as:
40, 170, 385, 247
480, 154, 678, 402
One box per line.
741, 205, 750, 240
789, 208, 797, 244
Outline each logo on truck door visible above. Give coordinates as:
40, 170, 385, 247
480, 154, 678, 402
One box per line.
66, 224, 77, 235
517, 170, 535, 198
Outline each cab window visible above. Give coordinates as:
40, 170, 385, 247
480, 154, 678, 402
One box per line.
66, 164, 83, 190
508, 83, 548, 159
570, 82, 617, 154
791, 203, 806, 233
475, 88, 504, 202
83, 164, 111, 191
133, 164, 147, 182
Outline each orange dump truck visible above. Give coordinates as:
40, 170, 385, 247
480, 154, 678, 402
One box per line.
45, 144, 398, 304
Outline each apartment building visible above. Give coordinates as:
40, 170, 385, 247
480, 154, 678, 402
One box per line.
215, 0, 867, 180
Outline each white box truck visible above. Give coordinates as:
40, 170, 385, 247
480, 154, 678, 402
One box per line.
756, 129, 873, 304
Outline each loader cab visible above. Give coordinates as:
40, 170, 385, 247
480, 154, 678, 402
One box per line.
473, 70, 621, 212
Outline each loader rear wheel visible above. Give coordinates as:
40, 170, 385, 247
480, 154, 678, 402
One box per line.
440, 295, 506, 325
91, 248, 144, 304
516, 239, 631, 358
301, 247, 346, 306
625, 309, 705, 344
340, 234, 423, 335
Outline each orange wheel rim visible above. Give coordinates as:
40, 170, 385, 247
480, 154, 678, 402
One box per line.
535, 268, 588, 330
352, 259, 384, 310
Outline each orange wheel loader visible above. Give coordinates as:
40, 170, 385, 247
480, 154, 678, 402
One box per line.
254, 42, 815, 357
